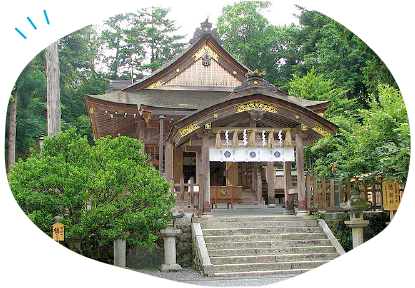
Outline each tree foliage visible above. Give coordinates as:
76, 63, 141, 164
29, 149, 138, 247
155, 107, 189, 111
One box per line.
337, 85, 410, 183
8, 129, 175, 260
217, 1, 278, 82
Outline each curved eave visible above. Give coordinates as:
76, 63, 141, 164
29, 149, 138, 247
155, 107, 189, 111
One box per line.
168, 93, 338, 146
86, 95, 140, 140
86, 94, 139, 110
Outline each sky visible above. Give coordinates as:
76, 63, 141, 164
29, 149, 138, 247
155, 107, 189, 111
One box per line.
162, 1, 300, 42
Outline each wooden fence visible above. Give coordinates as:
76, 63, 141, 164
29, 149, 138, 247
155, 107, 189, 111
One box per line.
306, 175, 385, 211
170, 173, 403, 212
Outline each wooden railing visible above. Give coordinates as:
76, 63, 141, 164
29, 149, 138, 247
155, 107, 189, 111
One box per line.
306, 176, 347, 211
170, 176, 201, 211
305, 175, 386, 211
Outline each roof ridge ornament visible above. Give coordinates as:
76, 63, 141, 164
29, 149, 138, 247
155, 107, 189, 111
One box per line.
189, 19, 222, 44
233, 69, 280, 93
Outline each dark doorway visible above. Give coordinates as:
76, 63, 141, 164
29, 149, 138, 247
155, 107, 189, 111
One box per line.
183, 151, 196, 182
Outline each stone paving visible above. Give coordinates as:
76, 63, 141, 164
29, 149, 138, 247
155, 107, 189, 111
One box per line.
136, 267, 297, 286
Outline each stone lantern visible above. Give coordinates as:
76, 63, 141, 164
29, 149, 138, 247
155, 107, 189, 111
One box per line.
159, 208, 185, 272
340, 184, 371, 248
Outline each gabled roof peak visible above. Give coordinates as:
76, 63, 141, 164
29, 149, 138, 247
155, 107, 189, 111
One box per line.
189, 18, 222, 44
233, 69, 280, 93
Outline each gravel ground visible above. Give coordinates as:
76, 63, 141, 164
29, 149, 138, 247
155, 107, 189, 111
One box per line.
134, 267, 297, 287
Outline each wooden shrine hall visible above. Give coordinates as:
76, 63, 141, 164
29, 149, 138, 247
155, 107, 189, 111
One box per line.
86, 19, 338, 214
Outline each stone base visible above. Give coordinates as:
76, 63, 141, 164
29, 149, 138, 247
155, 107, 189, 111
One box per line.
345, 219, 370, 228
267, 204, 276, 208
283, 210, 295, 215
296, 211, 309, 217
159, 263, 182, 272
302, 214, 317, 220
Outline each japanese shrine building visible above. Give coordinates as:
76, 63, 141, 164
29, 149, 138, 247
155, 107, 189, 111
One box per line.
86, 20, 338, 214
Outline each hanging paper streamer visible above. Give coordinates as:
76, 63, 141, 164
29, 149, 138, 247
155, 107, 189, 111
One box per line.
232, 131, 239, 148
278, 130, 283, 147
262, 131, 266, 147
243, 129, 248, 146
225, 130, 229, 147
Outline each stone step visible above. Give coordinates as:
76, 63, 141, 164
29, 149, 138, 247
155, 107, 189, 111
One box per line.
210, 253, 339, 265
201, 220, 319, 229
204, 233, 327, 243
199, 215, 304, 223
213, 269, 310, 277
212, 260, 329, 273
205, 239, 333, 250
282, 233, 328, 241
208, 246, 337, 257
202, 227, 322, 236
204, 234, 277, 243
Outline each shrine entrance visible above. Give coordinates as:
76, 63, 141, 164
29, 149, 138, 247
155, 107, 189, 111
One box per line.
165, 72, 338, 215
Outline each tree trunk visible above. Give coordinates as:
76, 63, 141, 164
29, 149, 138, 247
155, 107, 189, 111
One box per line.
45, 41, 61, 136
7, 93, 17, 173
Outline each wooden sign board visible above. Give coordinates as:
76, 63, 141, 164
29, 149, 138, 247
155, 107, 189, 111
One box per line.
382, 180, 400, 211
52, 223, 64, 242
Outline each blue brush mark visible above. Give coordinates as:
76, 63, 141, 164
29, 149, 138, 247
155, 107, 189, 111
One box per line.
44, 10, 49, 24
15, 28, 27, 39
27, 17, 37, 30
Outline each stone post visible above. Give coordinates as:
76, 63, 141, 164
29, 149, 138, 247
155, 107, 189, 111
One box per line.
345, 211, 369, 248
160, 227, 182, 272
114, 239, 126, 267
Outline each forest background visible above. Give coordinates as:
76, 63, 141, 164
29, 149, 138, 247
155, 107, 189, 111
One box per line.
6, 1, 409, 184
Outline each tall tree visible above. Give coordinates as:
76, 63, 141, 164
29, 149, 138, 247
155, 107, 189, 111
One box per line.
7, 92, 17, 172
273, 6, 397, 103
217, 1, 278, 82
45, 41, 61, 136
132, 7, 186, 73
100, 14, 140, 79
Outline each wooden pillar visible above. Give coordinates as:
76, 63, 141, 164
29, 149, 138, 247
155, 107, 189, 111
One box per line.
165, 142, 173, 182
195, 147, 202, 184
284, 162, 295, 214
137, 119, 146, 155
173, 146, 183, 183
295, 133, 307, 214
159, 115, 165, 176
267, 162, 275, 207
257, 168, 262, 203
202, 132, 211, 212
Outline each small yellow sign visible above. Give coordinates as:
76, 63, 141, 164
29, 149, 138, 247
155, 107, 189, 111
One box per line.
52, 223, 64, 242
382, 180, 401, 211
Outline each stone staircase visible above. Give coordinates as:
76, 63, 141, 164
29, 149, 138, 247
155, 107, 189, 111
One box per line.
192, 215, 345, 277
241, 189, 259, 205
